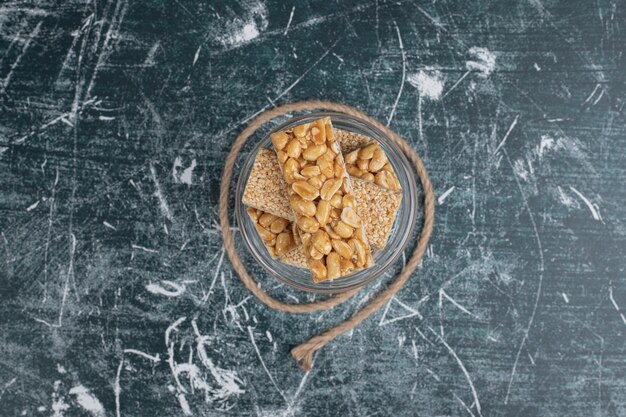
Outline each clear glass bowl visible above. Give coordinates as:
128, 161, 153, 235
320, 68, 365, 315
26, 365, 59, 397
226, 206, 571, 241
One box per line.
234, 112, 418, 294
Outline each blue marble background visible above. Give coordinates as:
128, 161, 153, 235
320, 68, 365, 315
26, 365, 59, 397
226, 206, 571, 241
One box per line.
0, 1, 625, 416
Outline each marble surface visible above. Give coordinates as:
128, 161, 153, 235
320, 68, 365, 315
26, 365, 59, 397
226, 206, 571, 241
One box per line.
1, 1, 625, 416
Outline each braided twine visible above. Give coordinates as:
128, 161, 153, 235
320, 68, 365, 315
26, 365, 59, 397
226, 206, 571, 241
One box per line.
219, 101, 435, 371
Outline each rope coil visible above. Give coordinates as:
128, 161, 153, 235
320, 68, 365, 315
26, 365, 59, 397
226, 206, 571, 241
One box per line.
219, 101, 435, 371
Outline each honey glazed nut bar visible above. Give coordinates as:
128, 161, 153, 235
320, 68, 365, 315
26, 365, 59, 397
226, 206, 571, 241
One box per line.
243, 150, 401, 249
271, 117, 374, 282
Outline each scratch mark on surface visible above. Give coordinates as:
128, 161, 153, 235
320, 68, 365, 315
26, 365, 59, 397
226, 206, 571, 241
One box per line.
428, 327, 482, 417
247, 326, 288, 404
146, 280, 185, 297
415, 5, 447, 31
438, 186, 455, 205
562, 293, 570, 303
284, 7, 295, 35
191, 319, 245, 401
131, 244, 158, 253
149, 164, 174, 221
192, 46, 201, 66
26, 200, 40, 211
386, 21, 406, 127
34, 233, 76, 328
608, 287, 626, 326
453, 393, 477, 417
86, 0, 129, 99
582, 84, 601, 105
439, 289, 479, 318
503, 150, 544, 405
202, 248, 225, 304
568, 186, 603, 222
103, 221, 116, 230
0, 21, 42, 95
273, 39, 337, 103
494, 115, 519, 154
123, 349, 161, 363
114, 359, 123, 417
441, 70, 470, 100
379, 296, 422, 326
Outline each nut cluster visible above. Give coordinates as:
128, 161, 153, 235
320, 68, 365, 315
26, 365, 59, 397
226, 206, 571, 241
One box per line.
344, 142, 401, 191
246, 207, 296, 258
271, 118, 374, 282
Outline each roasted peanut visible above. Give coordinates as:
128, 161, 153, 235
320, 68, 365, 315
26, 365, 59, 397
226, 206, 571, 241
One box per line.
333, 221, 354, 239
317, 155, 334, 178
300, 165, 321, 177
258, 212, 277, 228
369, 148, 387, 172
286, 139, 302, 159
325, 123, 334, 141
344, 149, 359, 164
326, 252, 341, 280
300, 233, 312, 246
246, 207, 260, 221
330, 194, 343, 209
357, 158, 370, 171
277, 150, 288, 164
292, 181, 319, 201
292, 222, 302, 244
315, 200, 331, 227
349, 238, 367, 267
353, 225, 367, 243
310, 259, 327, 281
334, 158, 346, 178
308, 245, 324, 260
347, 165, 365, 177
364, 252, 375, 268
297, 216, 320, 234
283, 158, 300, 184
290, 195, 316, 217
375, 171, 395, 189
358, 143, 378, 160
339, 259, 355, 275
340, 180, 349, 194
311, 121, 326, 144
303, 144, 327, 161
307, 175, 324, 189
324, 147, 337, 160
271, 131, 289, 150
293, 123, 308, 138
311, 230, 332, 255
320, 178, 343, 200
324, 225, 341, 240
332, 239, 353, 259
275, 232, 293, 256
341, 206, 362, 228
330, 207, 341, 219
342, 195, 356, 210
255, 223, 275, 242
361, 172, 375, 182
269, 217, 289, 234
382, 162, 394, 173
